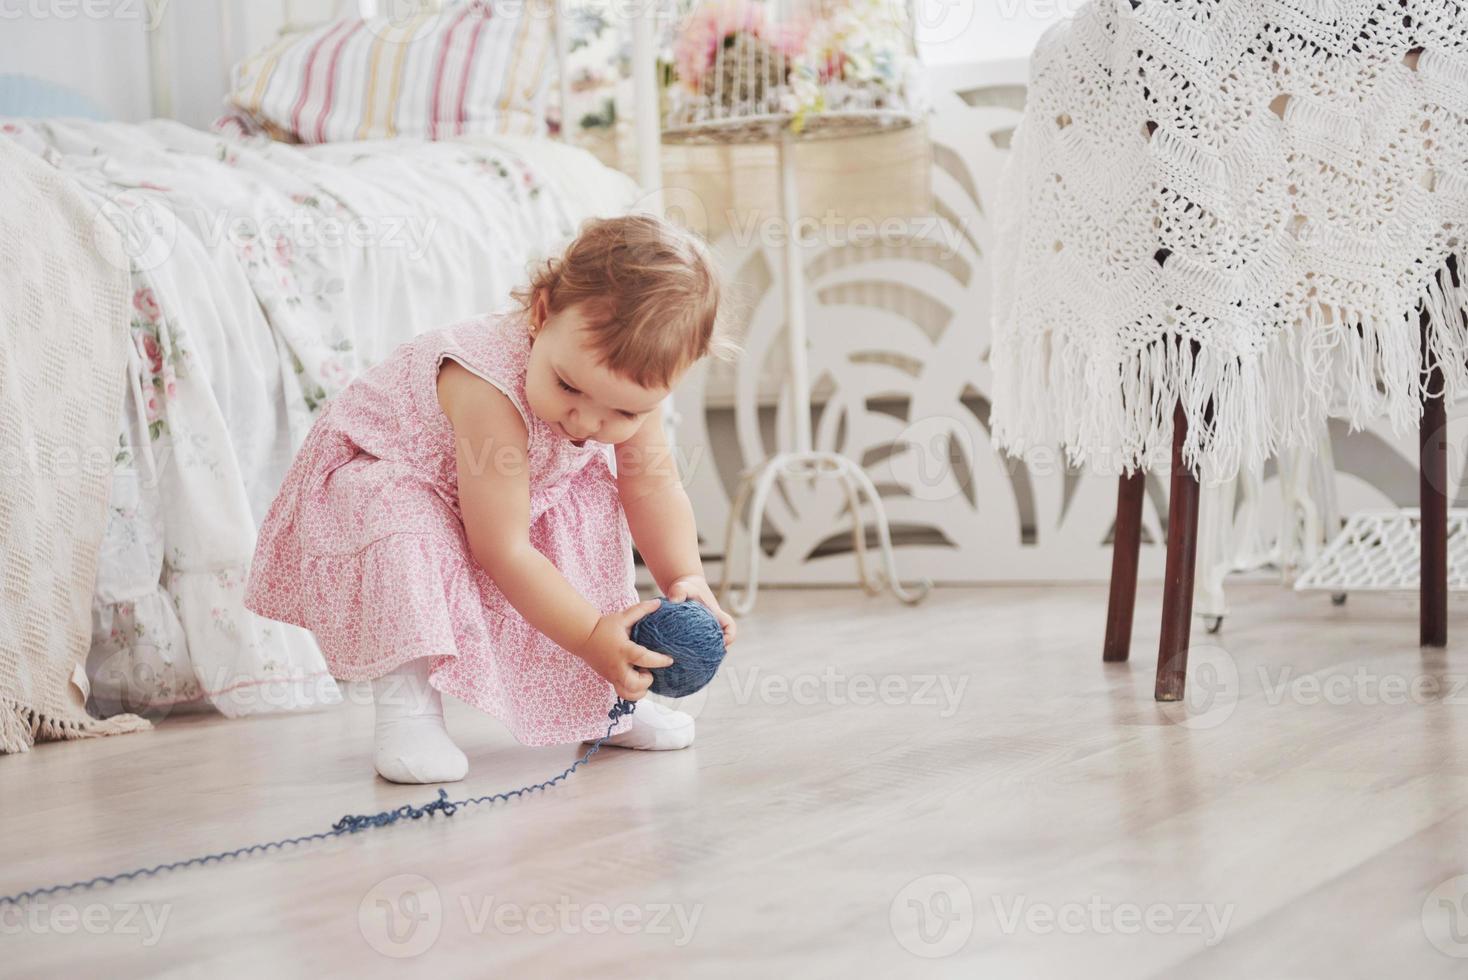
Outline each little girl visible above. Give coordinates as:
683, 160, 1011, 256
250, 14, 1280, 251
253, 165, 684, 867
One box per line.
244, 213, 737, 784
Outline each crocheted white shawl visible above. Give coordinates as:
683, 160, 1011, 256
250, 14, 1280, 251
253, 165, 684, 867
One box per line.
990, 0, 1468, 480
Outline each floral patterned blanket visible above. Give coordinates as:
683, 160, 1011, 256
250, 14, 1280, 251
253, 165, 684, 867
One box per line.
2, 119, 638, 720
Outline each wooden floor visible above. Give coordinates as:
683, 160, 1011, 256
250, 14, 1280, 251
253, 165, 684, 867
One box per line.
5, 583, 1468, 977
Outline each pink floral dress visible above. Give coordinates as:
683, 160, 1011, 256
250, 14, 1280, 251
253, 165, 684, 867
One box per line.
243, 308, 639, 745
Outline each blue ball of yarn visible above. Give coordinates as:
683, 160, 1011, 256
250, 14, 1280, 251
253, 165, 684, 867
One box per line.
629, 597, 727, 698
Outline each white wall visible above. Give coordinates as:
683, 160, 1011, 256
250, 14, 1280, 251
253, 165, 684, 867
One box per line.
0, 5, 154, 121
0, 0, 280, 127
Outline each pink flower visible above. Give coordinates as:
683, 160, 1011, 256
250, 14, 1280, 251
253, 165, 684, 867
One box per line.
816, 48, 847, 82
133, 287, 160, 322
140, 332, 164, 375
674, 0, 772, 92
144, 393, 160, 422
273, 235, 294, 266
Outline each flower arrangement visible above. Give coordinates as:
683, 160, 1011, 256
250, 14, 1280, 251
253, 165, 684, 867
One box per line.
674, 0, 775, 93
665, 0, 925, 134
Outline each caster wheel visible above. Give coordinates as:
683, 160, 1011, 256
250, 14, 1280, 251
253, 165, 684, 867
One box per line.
1205, 616, 1223, 634
1331, 593, 1347, 606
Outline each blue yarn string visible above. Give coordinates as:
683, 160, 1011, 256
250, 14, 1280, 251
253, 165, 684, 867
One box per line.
0, 698, 637, 907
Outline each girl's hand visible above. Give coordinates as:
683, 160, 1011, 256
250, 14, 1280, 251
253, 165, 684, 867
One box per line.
667, 575, 737, 649
574, 599, 673, 700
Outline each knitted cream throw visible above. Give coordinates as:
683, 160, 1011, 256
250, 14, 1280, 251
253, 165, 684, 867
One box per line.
0, 137, 150, 752
990, 0, 1468, 480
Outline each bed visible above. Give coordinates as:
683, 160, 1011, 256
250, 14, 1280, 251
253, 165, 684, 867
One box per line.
1, 0, 664, 724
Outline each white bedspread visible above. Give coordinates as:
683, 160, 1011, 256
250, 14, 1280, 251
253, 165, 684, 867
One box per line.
2, 119, 639, 718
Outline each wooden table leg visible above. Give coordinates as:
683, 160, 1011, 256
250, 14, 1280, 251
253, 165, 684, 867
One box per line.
1156, 402, 1201, 701
1421, 316, 1448, 648
1103, 471, 1146, 663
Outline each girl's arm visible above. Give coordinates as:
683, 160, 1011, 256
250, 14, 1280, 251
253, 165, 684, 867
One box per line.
615, 403, 703, 594
438, 362, 671, 692
616, 404, 736, 646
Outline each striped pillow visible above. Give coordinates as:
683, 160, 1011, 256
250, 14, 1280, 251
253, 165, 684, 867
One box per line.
222, 0, 555, 144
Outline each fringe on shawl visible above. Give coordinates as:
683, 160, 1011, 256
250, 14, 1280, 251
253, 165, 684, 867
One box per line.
0, 696, 151, 755
990, 252, 1468, 483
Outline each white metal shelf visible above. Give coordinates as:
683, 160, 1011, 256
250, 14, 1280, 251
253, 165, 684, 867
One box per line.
1294, 509, 1468, 593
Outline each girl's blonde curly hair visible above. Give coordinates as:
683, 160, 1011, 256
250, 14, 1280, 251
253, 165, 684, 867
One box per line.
511, 213, 739, 390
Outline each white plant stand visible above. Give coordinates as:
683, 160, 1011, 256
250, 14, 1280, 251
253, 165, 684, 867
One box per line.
701, 129, 932, 616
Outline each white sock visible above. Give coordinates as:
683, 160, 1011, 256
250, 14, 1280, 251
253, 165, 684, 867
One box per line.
372, 658, 468, 784
594, 698, 696, 751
